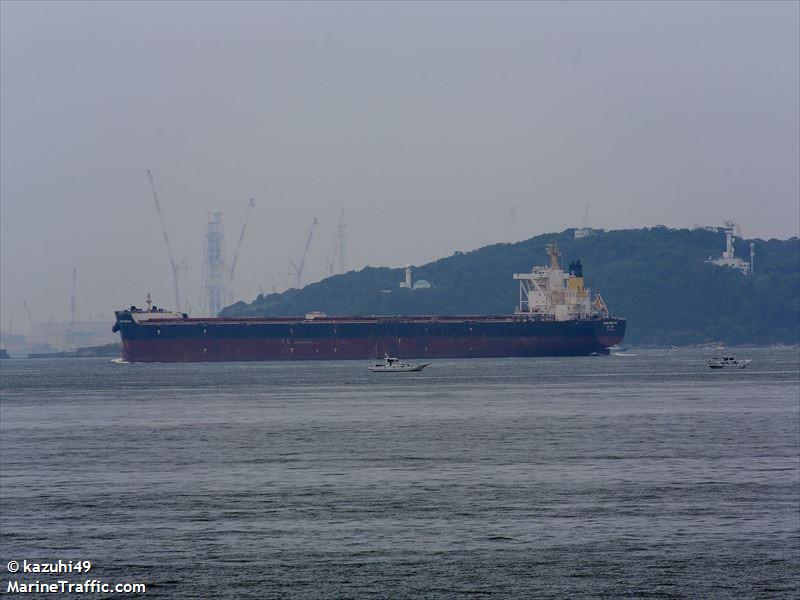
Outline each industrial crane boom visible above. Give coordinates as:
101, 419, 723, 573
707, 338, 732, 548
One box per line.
45, 314, 54, 345
334, 209, 346, 275
290, 217, 318, 288
325, 209, 347, 277
229, 198, 255, 285
22, 301, 34, 329
70, 269, 77, 324
146, 169, 187, 311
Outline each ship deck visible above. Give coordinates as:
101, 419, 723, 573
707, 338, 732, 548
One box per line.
136, 314, 568, 325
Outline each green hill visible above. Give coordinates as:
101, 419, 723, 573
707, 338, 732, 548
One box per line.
222, 227, 800, 346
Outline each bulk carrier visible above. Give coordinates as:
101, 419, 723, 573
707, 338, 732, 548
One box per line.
113, 243, 625, 362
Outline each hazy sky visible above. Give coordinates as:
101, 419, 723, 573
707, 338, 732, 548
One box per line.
1, 1, 798, 327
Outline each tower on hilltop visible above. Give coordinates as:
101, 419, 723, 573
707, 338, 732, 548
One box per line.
705, 220, 753, 275
201, 212, 229, 316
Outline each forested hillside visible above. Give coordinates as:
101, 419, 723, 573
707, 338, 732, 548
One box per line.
222, 227, 800, 346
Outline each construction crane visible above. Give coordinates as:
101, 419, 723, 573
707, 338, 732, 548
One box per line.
289, 217, 318, 288
45, 315, 54, 348
336, 209, 347, 275
325, 209, 347, 277
70, 269, 77, 324
229, 197, 255, 295
22, 300, 34, 330
146, 169, 187, 311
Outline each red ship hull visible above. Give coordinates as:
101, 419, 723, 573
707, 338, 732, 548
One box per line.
114, 312, 626, 362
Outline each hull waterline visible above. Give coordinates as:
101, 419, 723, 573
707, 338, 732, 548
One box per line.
114, 313, 626, 363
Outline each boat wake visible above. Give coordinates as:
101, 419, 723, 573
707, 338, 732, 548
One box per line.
110, 358, 130, 364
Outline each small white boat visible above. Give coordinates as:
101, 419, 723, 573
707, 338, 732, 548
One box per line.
708, 355, 752, 369
368, 354, 430, 372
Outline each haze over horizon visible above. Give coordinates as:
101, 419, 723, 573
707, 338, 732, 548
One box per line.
1, 1, 798, 327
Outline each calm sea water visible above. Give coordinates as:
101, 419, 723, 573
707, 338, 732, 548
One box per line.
1, 348, 798, 599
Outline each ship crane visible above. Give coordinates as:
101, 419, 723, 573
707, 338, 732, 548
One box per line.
146, 169, 187, 311
229, 198, 255, 298
289, 217, 318, 288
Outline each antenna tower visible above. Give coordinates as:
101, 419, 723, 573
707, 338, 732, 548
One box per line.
201, 212, 229, 317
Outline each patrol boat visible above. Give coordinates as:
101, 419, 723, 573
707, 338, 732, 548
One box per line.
368, 354, 430, 372
708, 355, 752, 369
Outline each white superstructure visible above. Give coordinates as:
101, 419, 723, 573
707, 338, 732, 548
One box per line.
400, 265, 412, 288
513, 242, 608, 321
399, 265, 433, 290
705, 221, 753, 275
129, 294, 186, 323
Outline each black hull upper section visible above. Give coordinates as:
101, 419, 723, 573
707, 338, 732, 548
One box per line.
113, 311, 626, 363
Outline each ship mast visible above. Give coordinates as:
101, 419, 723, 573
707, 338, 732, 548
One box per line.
546, 242, 561, 270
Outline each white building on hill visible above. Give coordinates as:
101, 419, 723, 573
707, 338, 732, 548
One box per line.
399, 266, 433, 290
705, 220, 754, 275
